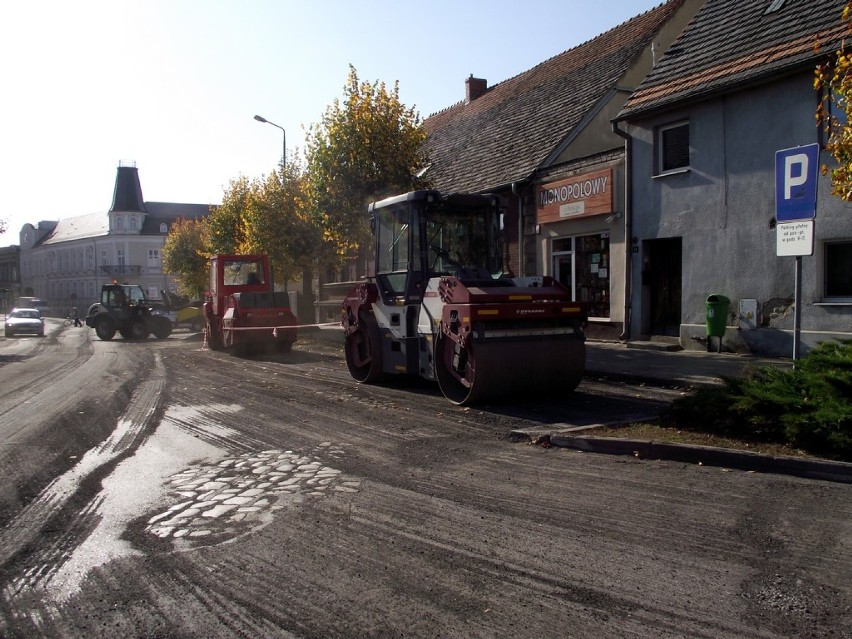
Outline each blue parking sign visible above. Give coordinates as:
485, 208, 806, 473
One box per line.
775, 144, 819, 221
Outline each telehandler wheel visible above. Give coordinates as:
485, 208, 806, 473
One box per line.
345, 313, 384, 383
94, 316, 116, 341
152, 317, 172, 339
129, 319, 150, 340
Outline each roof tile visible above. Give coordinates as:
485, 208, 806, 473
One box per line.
424, 1, 687, 193
619, 0, 848, 118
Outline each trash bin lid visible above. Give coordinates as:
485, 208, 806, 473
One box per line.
706, 294, 730, 304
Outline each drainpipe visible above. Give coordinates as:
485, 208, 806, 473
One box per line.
511, 182, 524, 277
612, 119, 632, 341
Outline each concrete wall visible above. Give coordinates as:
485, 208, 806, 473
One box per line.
627, 72, 852, 356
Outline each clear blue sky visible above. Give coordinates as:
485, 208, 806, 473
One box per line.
0, 0, 664, 247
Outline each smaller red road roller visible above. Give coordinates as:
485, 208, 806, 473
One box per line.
203, 254, 297, 356
341, 190, 587, 405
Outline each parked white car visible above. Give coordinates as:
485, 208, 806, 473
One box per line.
4, 308, 45, 337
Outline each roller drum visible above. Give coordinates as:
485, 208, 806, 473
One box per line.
435, 332, 585, 405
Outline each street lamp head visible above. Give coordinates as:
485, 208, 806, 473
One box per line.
253, 115, 268, 123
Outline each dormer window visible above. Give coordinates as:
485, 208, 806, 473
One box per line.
160, 223, 168, 233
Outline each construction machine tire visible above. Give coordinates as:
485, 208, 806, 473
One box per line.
206, 321, 223, 350
345, 313, 384, 383
434, 331, 585, 406
128, 319, 150, 340
152, 317, 172, 339
94, 316, 116, 341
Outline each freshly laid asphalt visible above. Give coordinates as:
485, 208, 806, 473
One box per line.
308, 326, 851, 483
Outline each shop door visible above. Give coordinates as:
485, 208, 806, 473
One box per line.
644, 238, 682, 337
553, 253, 574, 300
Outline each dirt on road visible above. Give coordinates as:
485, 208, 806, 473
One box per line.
0, 328, 849, 638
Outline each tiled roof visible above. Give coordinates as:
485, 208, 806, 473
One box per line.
142, 202, 211, 233
619, 0, 848, 119
39, 202, 210, 245
423, 1, 687, 193
40, 212, 108, 244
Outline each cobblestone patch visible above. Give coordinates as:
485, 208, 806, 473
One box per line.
145, 443, 359, 547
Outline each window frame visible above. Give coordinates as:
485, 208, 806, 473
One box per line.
656, 120, 690, 176
823, 240, 852, 301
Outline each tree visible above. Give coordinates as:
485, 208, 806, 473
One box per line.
304, 65, 429, 260
162, 217, 209, 298
238, 159, 324, 290
205, 175, 253, 255
815, 1, 852, 199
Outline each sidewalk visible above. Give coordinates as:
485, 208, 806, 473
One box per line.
584, 341, 792, 388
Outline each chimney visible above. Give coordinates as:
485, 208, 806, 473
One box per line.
109, 160, 147, 213
465, 75, 487, 104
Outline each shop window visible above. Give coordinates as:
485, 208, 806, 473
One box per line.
657, 121, 689, 174
552, 233, 610, 318
825, 241, 852, 299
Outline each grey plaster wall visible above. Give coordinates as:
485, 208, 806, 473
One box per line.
627, 72, 852, 355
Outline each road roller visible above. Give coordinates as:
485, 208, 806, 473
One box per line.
341, 190, 587, 405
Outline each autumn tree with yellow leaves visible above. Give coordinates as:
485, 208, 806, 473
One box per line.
162, 217, 209, 298
305, 65, 429, 261
816, 1, 852, 200
237, 159, 323, 290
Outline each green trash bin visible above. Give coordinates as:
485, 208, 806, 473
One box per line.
705, 294, 730, 352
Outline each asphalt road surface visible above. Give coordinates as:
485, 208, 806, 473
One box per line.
0, 320, 849, 638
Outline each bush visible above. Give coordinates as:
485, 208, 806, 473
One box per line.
665, 340, 852, 461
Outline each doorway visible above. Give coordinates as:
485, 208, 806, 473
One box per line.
643, 238, 682, 337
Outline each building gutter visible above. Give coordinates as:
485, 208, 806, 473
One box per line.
612, 119, 632, 342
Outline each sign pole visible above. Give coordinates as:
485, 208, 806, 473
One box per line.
775, 143, 819, 365
793, 256, 802, 363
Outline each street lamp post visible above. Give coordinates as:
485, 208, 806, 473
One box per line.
253, 114, 286, 169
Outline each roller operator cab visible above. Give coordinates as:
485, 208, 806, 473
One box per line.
203, 254, 297, 356
341, 190, 587, 405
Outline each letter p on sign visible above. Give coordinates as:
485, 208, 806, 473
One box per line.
784, 153, 809, 199
775, 144, 818, 222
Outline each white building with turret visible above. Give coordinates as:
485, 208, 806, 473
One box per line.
18, 161, 210, 316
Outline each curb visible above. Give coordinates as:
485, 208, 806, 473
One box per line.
529, 434, 852, 484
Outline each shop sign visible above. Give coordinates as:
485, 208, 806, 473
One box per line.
537, 168, 613, 224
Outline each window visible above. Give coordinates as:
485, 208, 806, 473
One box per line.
148, 249, 160, 268
552, 234, 610, 318
160, 223, 168, 233
825, 241, 852, 299
117, 249, 125, 268
130, 216, 138, 230
657, 121, 690, 173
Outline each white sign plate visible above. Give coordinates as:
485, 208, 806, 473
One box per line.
776, 220, 814, 257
